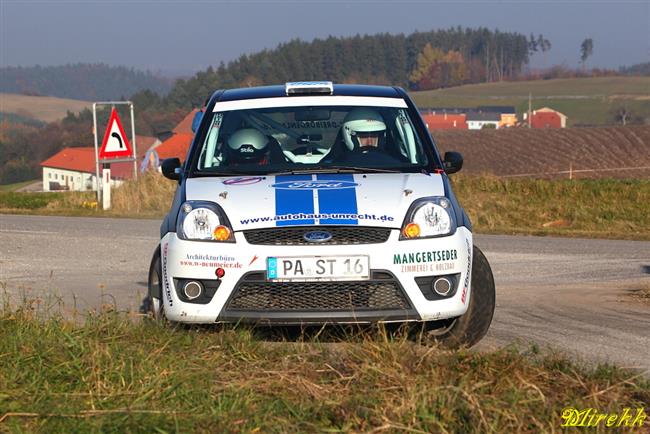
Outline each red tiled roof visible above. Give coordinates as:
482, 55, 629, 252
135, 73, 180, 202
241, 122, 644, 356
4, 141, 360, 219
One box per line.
154, 133, 193, 161
173, 109, 199, 135
40, 147, 138, 179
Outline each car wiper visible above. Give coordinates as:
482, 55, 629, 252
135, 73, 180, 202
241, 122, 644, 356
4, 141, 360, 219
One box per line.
327, 166, 400, 173
268, 168, 354, 176
190, 170, 263, 177
269, 166, 401, 175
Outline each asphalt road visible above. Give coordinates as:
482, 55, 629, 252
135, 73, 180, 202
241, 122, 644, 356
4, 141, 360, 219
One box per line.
1, 214, 649, 373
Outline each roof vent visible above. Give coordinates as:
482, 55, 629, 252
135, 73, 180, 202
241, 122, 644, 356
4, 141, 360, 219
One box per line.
285, 81, 333, 96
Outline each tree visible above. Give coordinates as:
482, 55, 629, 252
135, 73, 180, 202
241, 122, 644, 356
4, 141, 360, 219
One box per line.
580, 38, 594, 69
537, 34, 551, 53
528, 33, 538, 56
409, 44, 469, 90
611, 105, 643, 125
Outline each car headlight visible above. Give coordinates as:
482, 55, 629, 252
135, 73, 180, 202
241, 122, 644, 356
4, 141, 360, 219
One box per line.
400, 197, 456, 239
177, 201, 235, 242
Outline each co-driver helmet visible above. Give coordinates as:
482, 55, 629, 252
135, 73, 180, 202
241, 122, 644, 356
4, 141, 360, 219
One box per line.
226, 128, 269, 163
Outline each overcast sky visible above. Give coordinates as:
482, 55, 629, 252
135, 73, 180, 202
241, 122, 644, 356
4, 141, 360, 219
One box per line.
1, 0, 648, 77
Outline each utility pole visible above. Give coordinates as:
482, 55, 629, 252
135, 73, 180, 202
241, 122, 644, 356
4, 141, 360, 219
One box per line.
528, 92, 532, 128
486, 43, 490, 83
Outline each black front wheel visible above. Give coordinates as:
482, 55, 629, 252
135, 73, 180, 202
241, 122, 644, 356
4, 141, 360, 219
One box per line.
422, 245, 496, 348
143, 248, 165, 321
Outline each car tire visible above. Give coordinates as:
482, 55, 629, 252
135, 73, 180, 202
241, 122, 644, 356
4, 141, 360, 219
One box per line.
422, 245, 496, 348
144, 248, 165, 321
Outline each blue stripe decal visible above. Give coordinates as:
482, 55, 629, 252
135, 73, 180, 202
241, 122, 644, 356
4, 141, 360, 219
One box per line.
316, 174, 358, 225
275, 175, 315, 226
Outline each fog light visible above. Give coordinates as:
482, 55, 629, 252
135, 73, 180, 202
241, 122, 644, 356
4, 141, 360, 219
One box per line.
183, 280, 203, 300
432, 277, 451, 296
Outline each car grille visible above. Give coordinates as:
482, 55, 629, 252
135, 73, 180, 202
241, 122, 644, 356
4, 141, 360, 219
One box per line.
225, 272, 411, 312
243, 226, 391, 245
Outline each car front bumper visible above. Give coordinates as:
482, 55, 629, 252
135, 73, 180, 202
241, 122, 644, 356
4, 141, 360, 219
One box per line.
160, 226, 473, 324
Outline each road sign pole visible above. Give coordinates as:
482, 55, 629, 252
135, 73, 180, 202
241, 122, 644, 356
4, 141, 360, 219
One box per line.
129, 103, 137, 179
92, 103, 101, 204
102, 164, 111, 210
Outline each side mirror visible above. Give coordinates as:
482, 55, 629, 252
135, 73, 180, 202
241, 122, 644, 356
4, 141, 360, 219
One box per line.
191, 110, 204, 133
161, 158, 182, 181
443, 151, 463, 174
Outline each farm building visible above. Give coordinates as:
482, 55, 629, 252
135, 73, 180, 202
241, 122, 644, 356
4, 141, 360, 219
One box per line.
41, 135, 157, 191
466, 112, 501, 130
477, 106, 517, 128
527, 107, 568, 128
421, 112, 468, 130
141, 109, 198, 171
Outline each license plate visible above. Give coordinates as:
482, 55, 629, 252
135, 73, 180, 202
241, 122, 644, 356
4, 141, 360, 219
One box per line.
267, 255, 369, 281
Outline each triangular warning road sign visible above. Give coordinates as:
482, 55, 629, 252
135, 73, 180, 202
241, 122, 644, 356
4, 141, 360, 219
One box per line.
99, 108, 133, 159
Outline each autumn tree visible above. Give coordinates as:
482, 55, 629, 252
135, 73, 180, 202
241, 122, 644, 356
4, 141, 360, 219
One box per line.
409, 44, 469, 90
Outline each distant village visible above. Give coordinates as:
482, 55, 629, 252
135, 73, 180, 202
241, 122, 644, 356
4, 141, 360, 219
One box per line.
420, 106, 567, 130
40, 106, 568, 192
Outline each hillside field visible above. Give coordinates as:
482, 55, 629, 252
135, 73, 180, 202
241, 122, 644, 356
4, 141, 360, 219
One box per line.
433, 125, 650, 179
0, 93, 92, 123
410, 76, 650, 126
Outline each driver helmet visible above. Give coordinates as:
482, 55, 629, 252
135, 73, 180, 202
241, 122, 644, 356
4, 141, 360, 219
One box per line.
226, 128, 269, 163
342, 108, 387, 151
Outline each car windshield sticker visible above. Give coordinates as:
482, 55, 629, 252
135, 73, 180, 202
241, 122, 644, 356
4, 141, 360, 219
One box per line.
213, 113, 223, 128
274, 174, 316, 226
316, 174, 358, 225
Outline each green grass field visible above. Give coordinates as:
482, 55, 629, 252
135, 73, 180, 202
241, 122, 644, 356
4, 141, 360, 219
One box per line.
0, 307, 648, 433
409, 77, 650, 126
450, 176, 650, 240
0, 180, 40, 192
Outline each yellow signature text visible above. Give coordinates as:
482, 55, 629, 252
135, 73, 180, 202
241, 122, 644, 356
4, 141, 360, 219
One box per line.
561, 407, 646, 428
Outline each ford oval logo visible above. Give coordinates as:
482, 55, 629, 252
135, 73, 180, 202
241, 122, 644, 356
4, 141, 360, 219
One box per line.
271, 180, 358, 190
303, 230, 332, 243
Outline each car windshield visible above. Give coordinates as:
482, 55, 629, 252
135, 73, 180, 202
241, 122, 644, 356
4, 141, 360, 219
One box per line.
193, 99, 430, 174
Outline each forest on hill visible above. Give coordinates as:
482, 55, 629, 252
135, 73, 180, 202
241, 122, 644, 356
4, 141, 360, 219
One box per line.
0, 63, 173, 101
165, 27, 533, 108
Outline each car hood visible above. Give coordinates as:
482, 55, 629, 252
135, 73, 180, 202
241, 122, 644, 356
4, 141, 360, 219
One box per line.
185, 173, 446, 231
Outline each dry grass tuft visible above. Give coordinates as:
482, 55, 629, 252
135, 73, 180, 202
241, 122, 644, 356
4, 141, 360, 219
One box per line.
110, 171, 176, 216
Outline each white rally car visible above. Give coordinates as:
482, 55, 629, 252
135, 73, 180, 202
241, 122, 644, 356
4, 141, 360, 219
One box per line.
147, 81, 495, 347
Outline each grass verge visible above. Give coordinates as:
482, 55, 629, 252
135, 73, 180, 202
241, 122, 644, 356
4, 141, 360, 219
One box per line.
0, 172, 176, 219
451, 175, 650, 240
0, 306, 648, 433
2, 173, 650, 240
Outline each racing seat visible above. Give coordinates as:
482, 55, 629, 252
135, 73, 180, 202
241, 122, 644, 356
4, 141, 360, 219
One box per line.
320, 130, 349, 164
266, 135, 289, 164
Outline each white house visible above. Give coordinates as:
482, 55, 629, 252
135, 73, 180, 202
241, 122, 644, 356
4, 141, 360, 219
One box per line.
466, 112, 501, 130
